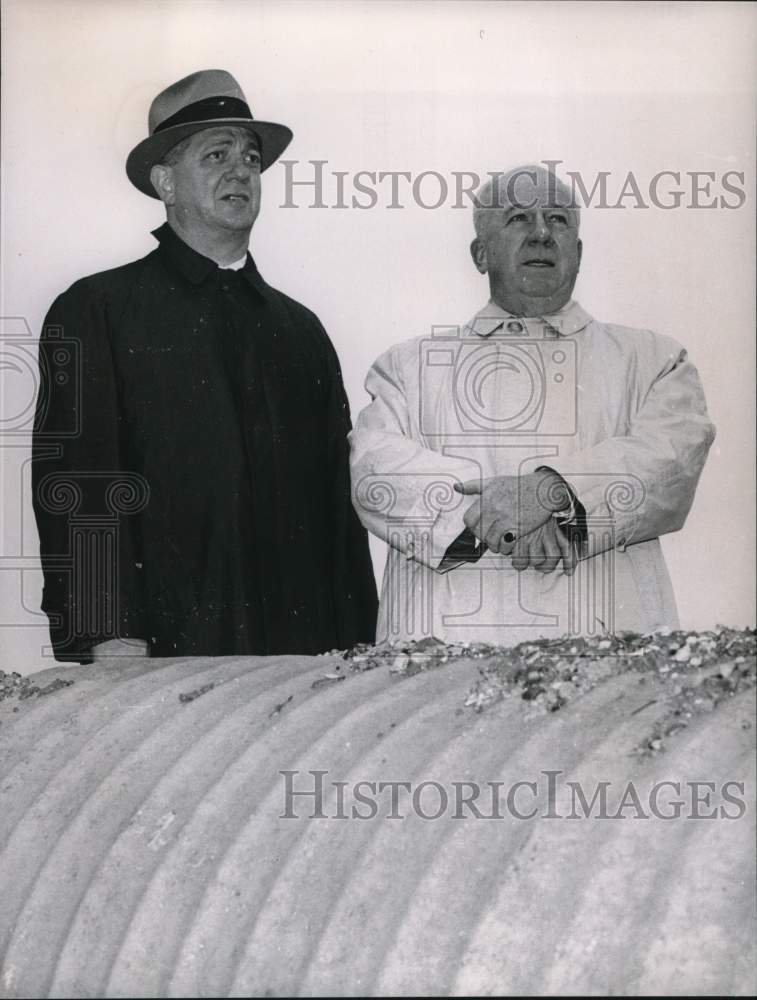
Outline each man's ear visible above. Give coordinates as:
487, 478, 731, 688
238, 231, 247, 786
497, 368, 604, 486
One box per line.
576, 238, 583, 272
150, 164, 175, 205
470, 238, 488, 274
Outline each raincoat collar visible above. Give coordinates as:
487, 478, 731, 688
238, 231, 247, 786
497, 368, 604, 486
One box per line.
151, 222, 270, 299
464, 298, 593, 339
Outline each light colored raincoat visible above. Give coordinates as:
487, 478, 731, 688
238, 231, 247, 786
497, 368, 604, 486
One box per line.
350, 300, 715, 645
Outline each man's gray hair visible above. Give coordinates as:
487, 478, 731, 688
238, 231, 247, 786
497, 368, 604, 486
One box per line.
473, 165, 580, 239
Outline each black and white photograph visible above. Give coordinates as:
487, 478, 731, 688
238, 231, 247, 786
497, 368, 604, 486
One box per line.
1, 0, 755, 995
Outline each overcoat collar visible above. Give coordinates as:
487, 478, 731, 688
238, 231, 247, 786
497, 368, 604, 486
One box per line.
151, 222, 270, 300
464, 298, 593, 339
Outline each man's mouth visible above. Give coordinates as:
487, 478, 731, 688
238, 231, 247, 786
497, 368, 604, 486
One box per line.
522, 259, 555, 268
221, 193, 250, 203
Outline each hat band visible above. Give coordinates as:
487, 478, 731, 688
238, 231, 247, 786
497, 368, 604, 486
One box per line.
153, 96, 253, 134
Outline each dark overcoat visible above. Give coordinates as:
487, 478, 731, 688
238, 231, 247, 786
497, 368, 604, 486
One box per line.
33, 224, 378, 660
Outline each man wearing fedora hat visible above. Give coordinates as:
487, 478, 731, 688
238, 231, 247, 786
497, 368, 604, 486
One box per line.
32, 69, 378, 661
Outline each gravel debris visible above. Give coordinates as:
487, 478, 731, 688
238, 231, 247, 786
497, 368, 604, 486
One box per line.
326, 627, 756, 751
5, 629, 753, 756
0, 671, 74, 703
178, 682, 216, 703
268, 693, 295, 717
311, 673, 345, 690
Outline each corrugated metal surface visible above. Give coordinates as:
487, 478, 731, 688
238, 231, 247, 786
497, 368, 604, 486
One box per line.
0, 649, 754, 997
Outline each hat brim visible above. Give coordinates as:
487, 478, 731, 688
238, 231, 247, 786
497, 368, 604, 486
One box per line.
126, 119, 293, 198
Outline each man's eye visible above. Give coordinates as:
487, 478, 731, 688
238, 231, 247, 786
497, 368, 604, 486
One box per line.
207, 150, 225, 162
244, 152, 261, 166
549, 213, 568, 224
506, 213, 527, 225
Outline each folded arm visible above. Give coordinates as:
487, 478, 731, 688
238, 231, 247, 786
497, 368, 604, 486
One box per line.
349, 347, 482, 571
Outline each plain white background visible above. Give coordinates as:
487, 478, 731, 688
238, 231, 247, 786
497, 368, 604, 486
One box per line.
1, 0, 755, 672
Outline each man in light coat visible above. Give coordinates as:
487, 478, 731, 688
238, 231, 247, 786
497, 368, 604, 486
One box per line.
349, 165, 715, 645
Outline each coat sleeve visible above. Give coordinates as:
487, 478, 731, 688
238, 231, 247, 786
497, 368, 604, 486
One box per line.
349, 346, 483, 571
548, 338, 716, 558
317, 325, 380, 647
32, 282, 146, 661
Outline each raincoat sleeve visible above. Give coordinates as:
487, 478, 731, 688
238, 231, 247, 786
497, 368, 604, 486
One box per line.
548, 337, 716, 558
318, 325, 379, 646
349, 345, 482, 571
32, 282, 146, 661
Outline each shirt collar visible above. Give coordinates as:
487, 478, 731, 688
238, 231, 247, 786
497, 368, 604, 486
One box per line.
464, 298, 593, 339
151, 223, 270, 300
220, 255, 247, 271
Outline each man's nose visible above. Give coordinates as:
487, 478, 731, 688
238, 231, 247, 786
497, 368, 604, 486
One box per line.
527, 211, 553, 243
226, 152, 252, 179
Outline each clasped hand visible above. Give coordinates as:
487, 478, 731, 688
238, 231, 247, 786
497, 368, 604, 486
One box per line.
453, 470, 577, 575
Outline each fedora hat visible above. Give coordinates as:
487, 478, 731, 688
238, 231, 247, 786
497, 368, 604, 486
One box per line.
126, 69, 293, 198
